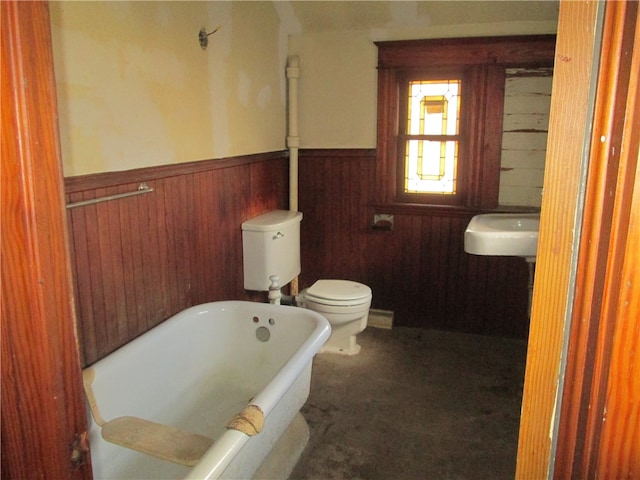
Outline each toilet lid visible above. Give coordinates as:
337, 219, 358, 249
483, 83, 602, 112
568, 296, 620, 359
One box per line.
305, 280, 371, 303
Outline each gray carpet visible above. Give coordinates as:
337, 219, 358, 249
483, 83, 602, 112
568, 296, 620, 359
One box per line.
289, 326, 527, 480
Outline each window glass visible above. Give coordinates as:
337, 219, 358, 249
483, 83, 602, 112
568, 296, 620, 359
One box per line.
404, 80, 461, 194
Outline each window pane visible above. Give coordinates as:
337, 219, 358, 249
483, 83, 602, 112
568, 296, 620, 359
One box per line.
405, 140, 458, 194
407, 80, 460, 136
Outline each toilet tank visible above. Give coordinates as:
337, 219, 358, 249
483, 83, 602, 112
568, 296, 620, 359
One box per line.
241, 210, 302, 291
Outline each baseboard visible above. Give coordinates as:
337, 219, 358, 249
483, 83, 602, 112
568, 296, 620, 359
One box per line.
368, 309, 394, 329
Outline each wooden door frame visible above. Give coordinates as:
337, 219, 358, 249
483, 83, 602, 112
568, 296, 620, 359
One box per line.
1, 1, 92, 478
517, 1, 640, 478
555, 0, 640, 477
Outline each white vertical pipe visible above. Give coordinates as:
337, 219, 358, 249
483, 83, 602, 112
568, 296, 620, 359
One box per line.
286, 56, 301, 296
286, 55, 300, 212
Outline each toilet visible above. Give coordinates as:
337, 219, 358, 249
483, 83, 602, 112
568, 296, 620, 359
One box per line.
297, 279, 371, 355
242, 210, 372, 355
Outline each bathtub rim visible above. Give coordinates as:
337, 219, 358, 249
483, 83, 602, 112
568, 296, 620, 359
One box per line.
185, 301, 330, 479
85, 300, 330, 480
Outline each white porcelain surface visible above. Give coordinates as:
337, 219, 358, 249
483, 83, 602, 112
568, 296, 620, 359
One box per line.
464, 213, 540, 258
85, 301, 330, 480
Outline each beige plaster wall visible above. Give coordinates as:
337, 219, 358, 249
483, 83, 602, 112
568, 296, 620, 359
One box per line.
288, 3, 559, 148
51, 1, 287, 176
50, 1, 559, 177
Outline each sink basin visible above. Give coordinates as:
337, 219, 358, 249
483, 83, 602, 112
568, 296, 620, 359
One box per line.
464, 213, 540, 258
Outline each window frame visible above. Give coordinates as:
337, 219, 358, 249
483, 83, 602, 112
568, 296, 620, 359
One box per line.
375, 35, 556, 211
396, 67, 469, 206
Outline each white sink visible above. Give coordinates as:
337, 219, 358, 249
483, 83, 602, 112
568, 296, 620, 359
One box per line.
464, 213, 540, 258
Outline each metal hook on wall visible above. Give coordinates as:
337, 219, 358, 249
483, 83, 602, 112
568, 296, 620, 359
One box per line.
199, 26, 221, 50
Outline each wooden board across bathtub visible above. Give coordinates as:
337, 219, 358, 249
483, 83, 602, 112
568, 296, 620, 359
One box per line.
101, 416, 214, 467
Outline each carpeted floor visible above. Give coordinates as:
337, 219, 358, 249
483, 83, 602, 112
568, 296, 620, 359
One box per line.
289, 326, 527, 480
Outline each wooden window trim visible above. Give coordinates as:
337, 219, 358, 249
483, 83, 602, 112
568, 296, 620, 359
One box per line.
395, 68, 466, 206
375, 35, 556, 211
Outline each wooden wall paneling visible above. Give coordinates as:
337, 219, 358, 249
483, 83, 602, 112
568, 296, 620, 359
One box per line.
94, 191, 115, 347
375, 68, 398, 205
142, 180, 167, 329
117, 190, 137, 340
68, 193, 97, 364
486, 256, 502, 334
90, 196, 108, 357
299, 153, 342, 285
446, 216, 459, 329
67, 145, 531, 367
503, 258, 528, 337
463, 239, 480, 330
193, 170, 215, 302
66, 155, 289, 366
487, 257, 502, 331
364, 228, 395, 311
345, 159, 364, 278
431, 215, 449, 327
103, 189, 121, 344
481, 66, 507, 208
116, 185, 140, 340
196, 170, 213, 302
415, 215, 432, 320
464, 254, 485, 331
446, 217, 465, 327
86, 201, 109, 359
190, 172, 206, 304
184, 174, 198, 305
348, 158, 366, 279
299, 149, 529, 337
158, 180, 175, 321
380, 215, 406, 317
121, 189, 139, 335
142, 180, 162, 323
321, 166, 342, 279
161, 176, 184, 315
248, 157, 287, 218
446, 217, 460, 328
64, 152, 286, 194
417, 214, 434, 326
109, 192, 129, 345
186, 173, 200, 304
405, 215, 424, 319
221, 165, 247, 298
101, 193, 117, 341
386, 214, 420, 326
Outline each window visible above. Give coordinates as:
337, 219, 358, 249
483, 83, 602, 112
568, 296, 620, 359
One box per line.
403, 78, 461, 195
375, 36, 556, 210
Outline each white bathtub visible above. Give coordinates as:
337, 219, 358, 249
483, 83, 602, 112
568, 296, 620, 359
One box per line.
83, 301, 330, 479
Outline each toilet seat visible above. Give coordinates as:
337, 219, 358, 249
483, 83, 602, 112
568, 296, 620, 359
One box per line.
304, 279, 372, 307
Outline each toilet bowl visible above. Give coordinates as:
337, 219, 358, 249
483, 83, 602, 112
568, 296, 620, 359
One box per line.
298, 279, 372, 355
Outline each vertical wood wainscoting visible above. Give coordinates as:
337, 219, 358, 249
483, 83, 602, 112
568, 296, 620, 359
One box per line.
66, 153, 288, 366
298, 149, 530, 338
